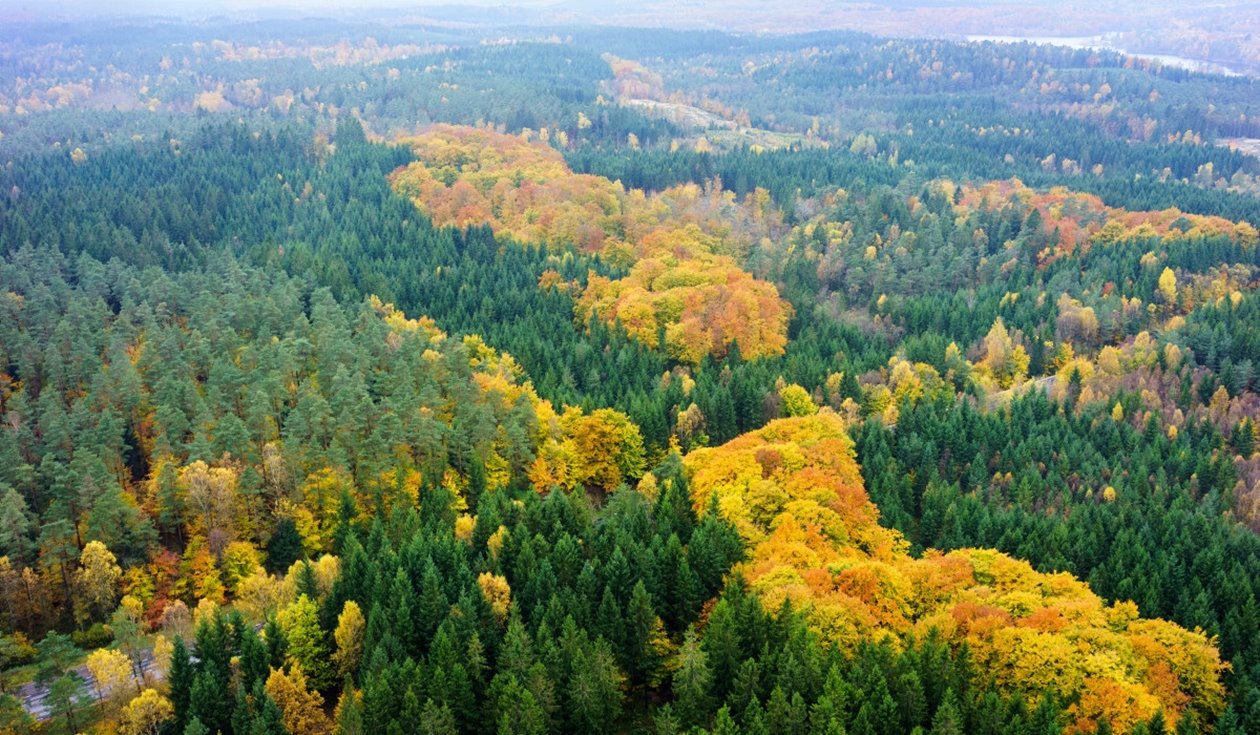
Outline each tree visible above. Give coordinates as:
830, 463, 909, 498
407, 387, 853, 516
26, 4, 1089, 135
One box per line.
176, 536, 225, 604
567, 637, 623, 733
333, 600, 365, 679
75, 540, 122, 623
492, 674, 548, 735
477, 572, 512, 623
220, 541, 263, 594
278, 595, 333, 689
930, 689, 964, 735
111, 598, 150, 688
47, 670, 85, 733
779, 384, 818, 417
626, 580, 669, 687
264, 665, 329, 735
168, 635, 194, 733
978, 318, 1030, 389
564, 408, 648, 492
189, 669, 232, 735
672, 626, 712, 729
0, 486, 34, 564
1158, 267, 1178, 307
86, 647, 134, 707
702, 598, 742, 699
35, 632, 79, 685
180, 461, 239, 556
249, 692, 288, 735
266, 517, 304, 574
334, 681, 364, 735
0, 693, 34, 735
418, 698, 459, 735
119, 688, 175, 735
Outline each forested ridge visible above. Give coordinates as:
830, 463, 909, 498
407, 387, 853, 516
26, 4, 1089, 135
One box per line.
2, 16, 1260, 735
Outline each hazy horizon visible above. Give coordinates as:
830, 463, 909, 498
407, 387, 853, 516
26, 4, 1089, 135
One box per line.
6, 0, 1260, 26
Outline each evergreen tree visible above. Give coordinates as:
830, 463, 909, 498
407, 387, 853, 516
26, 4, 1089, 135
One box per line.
673, 626, 712, 729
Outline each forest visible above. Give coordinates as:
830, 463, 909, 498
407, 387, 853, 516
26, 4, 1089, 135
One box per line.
2, 7, 1260, 735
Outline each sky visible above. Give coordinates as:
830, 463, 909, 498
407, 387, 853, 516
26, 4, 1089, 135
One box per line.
4, 0, 1254, 31
3, 0, 562, 20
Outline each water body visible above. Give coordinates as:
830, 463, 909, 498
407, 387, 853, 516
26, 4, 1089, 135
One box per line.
966, 34, 1243, 77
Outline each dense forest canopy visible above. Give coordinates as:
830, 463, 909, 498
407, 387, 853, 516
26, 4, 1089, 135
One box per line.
2, 6, 1260, 735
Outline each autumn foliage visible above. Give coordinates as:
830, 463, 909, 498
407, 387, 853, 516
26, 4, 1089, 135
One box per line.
958, 179, 1259, 263
368, 297, 646, 499
389, 124, 791, 361
683, 412, 1227, 733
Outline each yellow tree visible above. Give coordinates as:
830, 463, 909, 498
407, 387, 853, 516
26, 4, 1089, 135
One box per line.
151, 635, 174, 680
179, 461, 239, 556
333, 600, 365, 679
76, 540, 122, 624
86, 647, 135, 708
118, 689, 174, 735
1158, 267, 1178, 309
220, 541, 263, 595
778, 384, 818, 417
978, 318, 1030, 389
264, 665, 329, 735
564, 408, 646, 492
111, 596, 150, 688
175, 535, 225, 605
477, 572, 511, 623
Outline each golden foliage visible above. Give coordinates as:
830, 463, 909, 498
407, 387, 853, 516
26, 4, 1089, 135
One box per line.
778, 384, 818, 417
220, 541, 263, 595
957, 178, 1257, 263
119, 688, 174, 735
368, 297, 646, 499
975, 318, 1030, 390
76, 540, 123, 623
683, 414, 1227, 733
86, 647, 135, 705
684, 413, 895, 552
178, 460, 239, 551
528, 405, 646, 493
477, 571, 512, 623
333, 600, 365, 679
235, 570, 288, 622
1158, 266, 1178, 306
390, 125, 791, 361
264, 665, 329, 735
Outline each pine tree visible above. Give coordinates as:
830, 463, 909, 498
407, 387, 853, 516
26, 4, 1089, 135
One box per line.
929, 688, 963, 735
673, 626, 712, 729
265, 517, 303, 574
702, 598, 743, 700
168, 636, 194, 734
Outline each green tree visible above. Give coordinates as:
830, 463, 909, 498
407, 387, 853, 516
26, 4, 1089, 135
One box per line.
278, 594, 333, 690
929, 688, 963, 735
673, 626, 712, 729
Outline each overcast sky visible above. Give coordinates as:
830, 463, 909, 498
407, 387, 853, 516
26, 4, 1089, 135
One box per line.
5, 0, 1255, 30
4, 0, 563, 19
